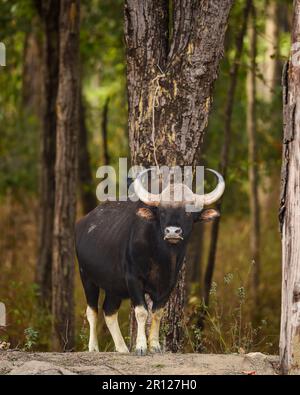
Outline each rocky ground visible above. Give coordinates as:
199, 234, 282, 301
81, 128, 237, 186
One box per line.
0, 350, 282, 375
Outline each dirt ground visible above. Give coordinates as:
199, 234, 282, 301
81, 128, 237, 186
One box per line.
0, 350, 283, 375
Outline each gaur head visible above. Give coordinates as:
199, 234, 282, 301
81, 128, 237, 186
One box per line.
133, 168, 225, 245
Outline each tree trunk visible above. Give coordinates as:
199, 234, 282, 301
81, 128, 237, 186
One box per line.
259, 0, 280, 213
190, 223, 205, 284
279, 0, 300, 375
246, 4, 260, 301
52, 0, 80, 351
125, 0, 233, 352
101, 97, 110, 166
35, 0, 60, 307
78, 93, 97, 214
204, 0, 252, 309
262, 0, 280, 102
22, 23, 44, 119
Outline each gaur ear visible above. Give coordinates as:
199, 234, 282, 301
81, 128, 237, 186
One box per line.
193, 208, 220, 223
136, 207, 156, 221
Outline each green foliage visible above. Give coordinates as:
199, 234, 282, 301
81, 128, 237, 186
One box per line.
80, 0, 128, 175
187, 270, 272, 354
78, 323, 89, 351
0, 0, 38, 195
0, 280, 52, 351
24, 327, 39, 351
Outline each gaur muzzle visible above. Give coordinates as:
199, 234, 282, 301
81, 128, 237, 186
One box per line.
133, 168, 225, 245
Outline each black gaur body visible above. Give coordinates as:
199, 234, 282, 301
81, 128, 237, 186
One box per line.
75, 168, 224, 354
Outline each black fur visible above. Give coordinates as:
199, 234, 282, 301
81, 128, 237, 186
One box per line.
75, 200, 218, 316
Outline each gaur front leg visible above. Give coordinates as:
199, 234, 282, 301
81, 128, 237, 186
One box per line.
149, 308, 164, 353
134, 305, 148, 356
126, 274, 148, 356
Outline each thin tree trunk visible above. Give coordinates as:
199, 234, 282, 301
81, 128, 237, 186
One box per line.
78, 93, 97, 214
52, 0, 80, 351
204, 0, 252, 309
101, 97, 110, 166
35, 0, 60, 307
259, 0, 280, 212
246, 4, 260, 300
22, 23, 44, 118
279, 0, 300, 374
262, 0, 280, 101
190, 224, 205, 284
184, 218, 205, 300
125, 0, 233, 352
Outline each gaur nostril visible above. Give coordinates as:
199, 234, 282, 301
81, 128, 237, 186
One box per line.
165, 227, 183, 237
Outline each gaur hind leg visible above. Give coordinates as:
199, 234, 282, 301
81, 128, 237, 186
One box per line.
149, 306, 164, 353
103, 293, 129, 353
127, 275, 148, 356
81, 276, 100, 352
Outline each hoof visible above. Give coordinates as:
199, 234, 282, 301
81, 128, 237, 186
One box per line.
150, 345, 162, 354
88, 347, 99, 352
135, 347, 147, 356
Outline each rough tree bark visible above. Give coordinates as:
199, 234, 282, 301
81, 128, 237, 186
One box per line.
78, 93, 97, 214
125, 0, 233, 351
204, 0, 252, 309
279, 0, 300, 375
34, 0, 60, 307
52, 0, 80, 351
246, 4, 260, 300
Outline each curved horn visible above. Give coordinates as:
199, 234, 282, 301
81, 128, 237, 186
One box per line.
194, 168, 225, 207
133, 168, 161, 206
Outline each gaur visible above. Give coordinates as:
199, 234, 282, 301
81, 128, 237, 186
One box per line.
75, 168, 225, 355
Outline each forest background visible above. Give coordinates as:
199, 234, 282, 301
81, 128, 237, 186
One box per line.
0, 0, 292, 354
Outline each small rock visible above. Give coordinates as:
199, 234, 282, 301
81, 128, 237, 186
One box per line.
0, 361, 13, 374
0, 341, 10, 350
242, 352, 275, 375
